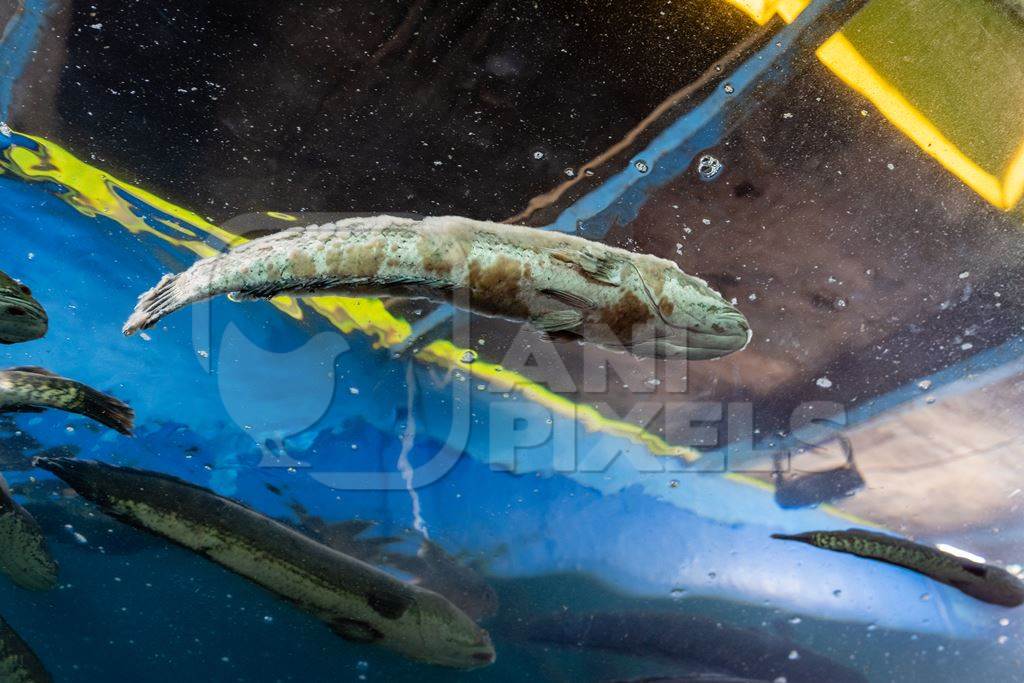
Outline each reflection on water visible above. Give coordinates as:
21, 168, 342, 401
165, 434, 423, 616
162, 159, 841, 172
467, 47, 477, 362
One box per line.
0, 0, 1020, 681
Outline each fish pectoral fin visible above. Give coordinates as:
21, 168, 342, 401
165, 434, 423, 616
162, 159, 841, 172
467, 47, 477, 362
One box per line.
539, 288, 596, 310
550, 248, 622, 286
367, 590, 414, 619
7, 366, 59, 377
531, 310, 584, 333
329, 618, 384, 643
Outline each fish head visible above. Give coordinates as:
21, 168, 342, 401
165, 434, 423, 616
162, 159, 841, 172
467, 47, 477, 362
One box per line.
951, 562, 1024, 608
412, 590, 496, 669
0, 272, 47, 344
631, 264, 750, 360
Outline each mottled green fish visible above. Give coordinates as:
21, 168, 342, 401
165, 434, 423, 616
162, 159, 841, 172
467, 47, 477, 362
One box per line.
0, 367, 134, 435
0, 474, 57, 591
36, 458, 495, 668
772, 528, 1024, 607
0, 615, 51, 682
0, 272, 46, 345
123, 215, 750, 360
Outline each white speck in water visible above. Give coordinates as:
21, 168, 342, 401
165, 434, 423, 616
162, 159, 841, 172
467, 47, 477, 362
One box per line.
356, 661, 370, 672
197, 350, 209, 359
0, 122, 10, 137
90, 23, 103, 29
563, 168, 575, 177
816, 377, 833, 389
634, 160, 649, 174
782, 112, 793, 119
349, 387, 360, 395
702, 218, 711, 225
669, 479, 679, 489
998, 635, 1009, 645
140, 332, 152, 342
1000, 618, 1010, 627
887, 163, 895, 170
917, 380, 932, 390
774, 678, 788, 683
723, 83, 735, 94
460, 350, 477, 363
696, 154, 723, 181
920, 592, 932, 601
748, 293, 758, 301
961, 342, 973, 351
532, 150, 544, 160
73, 532, 88, 544
263, 615, 274, 624
788, 650, 800, 661
836, 298, 847, 308
959, 271, 970, 279
788, 616, 802, 625
670, 588, 687, 599
925, 396, 936, 404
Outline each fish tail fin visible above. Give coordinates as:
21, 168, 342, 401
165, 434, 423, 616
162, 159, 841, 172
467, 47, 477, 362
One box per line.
123, 272, 189, 336
78, 386, 135, 435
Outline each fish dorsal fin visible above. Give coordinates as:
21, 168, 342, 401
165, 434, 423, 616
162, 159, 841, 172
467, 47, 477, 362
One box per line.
6, 366, 59, 377
550, 247, 623, 286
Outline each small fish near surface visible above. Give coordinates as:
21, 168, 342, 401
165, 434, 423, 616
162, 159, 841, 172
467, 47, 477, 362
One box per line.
123, 215, 751, 360
0, 614, 52, 682
0, 474, 58, 591
36, 458, 495, 669
0, 367, 134, 436
526, 611, 866, 683
0, 271, 46, 345
772, 528, 1024, 607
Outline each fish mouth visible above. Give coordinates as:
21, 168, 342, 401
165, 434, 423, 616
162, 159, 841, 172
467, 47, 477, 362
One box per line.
632, 313, 751, 360
0, 292, 47, 343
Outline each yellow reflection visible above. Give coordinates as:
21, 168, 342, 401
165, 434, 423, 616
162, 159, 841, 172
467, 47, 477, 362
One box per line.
416, 340, 700, 462
722, 1, 1024, 210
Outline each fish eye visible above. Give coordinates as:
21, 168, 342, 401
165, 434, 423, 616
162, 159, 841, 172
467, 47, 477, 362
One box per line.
18, 284, 30, 296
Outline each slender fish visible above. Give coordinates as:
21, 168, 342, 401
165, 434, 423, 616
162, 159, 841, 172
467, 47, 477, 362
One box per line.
772, 528, 1024, 607
0, 272, 46, 345
0, 615, 51, 682
527, 611, 866, 683
123, 215, 751, 360
0, 367, 134, 436
36, 458, 495, 669
0, 474, 57, 591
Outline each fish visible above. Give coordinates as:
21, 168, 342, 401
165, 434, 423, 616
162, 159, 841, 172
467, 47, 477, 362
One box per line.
0, 367, 134, 436
122, 215, 751, 360
0, 615, 52, 682
0, 473, 58, 591
291, 503, 499, 621
772, 437, 864, 509
771, 528, 1024, 607
526, 611, 866, 683
382, 538, 500, 622
36, 458, 496, 668
0, 272, 46, 345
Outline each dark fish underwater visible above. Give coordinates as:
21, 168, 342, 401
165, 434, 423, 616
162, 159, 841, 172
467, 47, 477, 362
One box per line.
0, 271, 46, 345
772, 528, 1024, 607
0, 474, 57, 591
526, 611, 867, 683
36, 458, 495, 668
772, 437, 864, 509
0, 614, 51, 682
0, 367, 134, 436
291, 502, 499, 621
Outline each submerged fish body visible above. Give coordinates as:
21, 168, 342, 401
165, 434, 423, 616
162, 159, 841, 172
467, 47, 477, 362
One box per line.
0, 615, 51, 682
0, 367, 134, 436
527, 611, 866, 683
123, 215, 751, 360
37, 459, 495, 669
0, 474, 57, 591
772, 528, 1024, 607
0, 272, 46, 345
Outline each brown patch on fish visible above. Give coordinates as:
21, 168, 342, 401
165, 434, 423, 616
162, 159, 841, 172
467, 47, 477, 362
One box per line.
346, 241, 386, 278
290, 251, 317, 279
659, 297, 674, 317
600, 290, 653, 342
468, 256, 529, 317
418, 240, 461, 276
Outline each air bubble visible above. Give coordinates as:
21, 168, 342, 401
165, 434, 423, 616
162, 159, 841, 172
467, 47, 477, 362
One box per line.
634, 160, 649, 174
723, 83, 735, 94
696, 154, 723, 181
